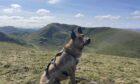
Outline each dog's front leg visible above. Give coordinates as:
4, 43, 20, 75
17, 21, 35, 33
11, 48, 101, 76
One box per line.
69, 67, 76, 84
70, 73, 76, 84
40, 71, 48, 84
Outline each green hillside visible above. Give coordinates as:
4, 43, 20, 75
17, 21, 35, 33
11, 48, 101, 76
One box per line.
89, 28, 140, 57
0, 32, 26, 45
24, 23, 79, 46
24, 23, 140, 57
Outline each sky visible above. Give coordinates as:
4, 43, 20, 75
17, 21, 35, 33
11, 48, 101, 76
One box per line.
0, 0, 140, 29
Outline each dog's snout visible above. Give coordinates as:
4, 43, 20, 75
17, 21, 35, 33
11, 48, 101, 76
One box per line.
87, 38, 91, 44
84, 37, 91, 45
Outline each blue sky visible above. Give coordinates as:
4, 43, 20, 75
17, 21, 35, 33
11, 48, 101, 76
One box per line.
0, 0, 140, 28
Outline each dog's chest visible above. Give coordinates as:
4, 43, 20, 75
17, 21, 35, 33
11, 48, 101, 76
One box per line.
55, 52, 77, 70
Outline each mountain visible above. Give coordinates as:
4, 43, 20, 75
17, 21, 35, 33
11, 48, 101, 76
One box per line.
25, 23, 111, 45
0, 26, 38, 45
133, 29, 140, 31
0, 26, 37, 34
0, 32, 26, 45
91, 28, 140, 57
128, 28, 140, 32
0, 23, 140, 57
25, 23, 80, 45
23, 23, 140, 57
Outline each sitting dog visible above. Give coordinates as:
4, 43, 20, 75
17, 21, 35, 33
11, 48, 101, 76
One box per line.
40, 27, 91, 84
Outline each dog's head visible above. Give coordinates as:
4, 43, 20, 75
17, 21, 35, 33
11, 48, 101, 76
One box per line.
70, 27, 91, 50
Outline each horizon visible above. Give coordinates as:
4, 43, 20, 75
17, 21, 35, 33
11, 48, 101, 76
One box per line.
0, 0, 140, 29
0, 23, 140, 30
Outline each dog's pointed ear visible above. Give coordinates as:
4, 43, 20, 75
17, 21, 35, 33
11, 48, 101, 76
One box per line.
77, 27, 83, 34
71, 30, 76, 40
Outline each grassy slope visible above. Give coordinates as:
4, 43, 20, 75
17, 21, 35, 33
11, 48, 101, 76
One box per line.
89, 28, 140, 58
0, 32, 27, 45
23, 23, 140, 57
0, 42, 140, 84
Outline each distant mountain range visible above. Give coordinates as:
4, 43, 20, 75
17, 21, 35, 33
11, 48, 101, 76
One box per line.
0, 26, 37, 34
0, 32, 26, 45
127, 28, 140, 32
0, 23, 140, 57
133, 29, 140, 31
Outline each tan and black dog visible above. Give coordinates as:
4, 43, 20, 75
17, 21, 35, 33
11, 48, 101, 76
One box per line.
40, 27, 91, 84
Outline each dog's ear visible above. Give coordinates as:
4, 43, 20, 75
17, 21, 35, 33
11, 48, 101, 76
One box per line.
71, 30, 76, 40
77, 27, 83, 34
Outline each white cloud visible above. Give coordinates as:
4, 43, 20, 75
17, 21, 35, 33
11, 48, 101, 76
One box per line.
30, 16, 55, 21
94, 15, 121, 20
0, 4, 57, 28
1, 4, 140, 29
3, 4, 22, 13
48, 0, 61, 4
132, 10, 140, 15
11, 4, 21, 9
36, 9, 50, 15
74, 13, 84, 18
0, 15, 24, 20
131, 10, 140, 20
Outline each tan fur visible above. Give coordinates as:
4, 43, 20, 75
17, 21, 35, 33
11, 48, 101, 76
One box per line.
40, 30, 90, 84
64, 39, 82, 57
65, 39, 73, 49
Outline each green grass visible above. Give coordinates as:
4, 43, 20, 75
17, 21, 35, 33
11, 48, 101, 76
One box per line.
0, 42, 140, 84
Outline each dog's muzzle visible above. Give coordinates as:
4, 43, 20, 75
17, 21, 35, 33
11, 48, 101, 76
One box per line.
84, 37, 91, 45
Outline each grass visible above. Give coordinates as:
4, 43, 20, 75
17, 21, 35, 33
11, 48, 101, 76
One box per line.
0, 42, 140, 84
89, 28, 140, 58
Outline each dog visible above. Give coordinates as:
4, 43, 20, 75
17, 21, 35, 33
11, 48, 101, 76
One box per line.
40, 27, 91, 84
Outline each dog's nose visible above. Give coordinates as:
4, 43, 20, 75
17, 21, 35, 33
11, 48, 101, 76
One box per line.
87, 38, 91, 44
